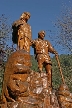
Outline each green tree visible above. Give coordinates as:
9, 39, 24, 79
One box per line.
31, 54, 72, 92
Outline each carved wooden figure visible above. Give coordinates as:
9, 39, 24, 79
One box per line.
32, 30, 58, 87
12, 12, 32, 53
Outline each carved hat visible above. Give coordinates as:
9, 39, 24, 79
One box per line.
38, 30, 45, 37
20, 12, 30, 19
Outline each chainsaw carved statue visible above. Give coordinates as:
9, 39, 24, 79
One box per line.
12, 11, 32, 52
0, 12, 72, 108
31, 30, 58, 88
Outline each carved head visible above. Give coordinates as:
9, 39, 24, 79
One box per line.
38, 30, 45, 39
20, 12, 30, 22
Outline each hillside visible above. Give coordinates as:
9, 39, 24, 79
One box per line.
31, 54, 72, 92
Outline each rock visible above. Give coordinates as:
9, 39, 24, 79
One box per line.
57, 84, 72, 108
2, 50, 31, 103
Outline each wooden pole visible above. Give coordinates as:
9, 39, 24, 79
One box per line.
55, 55, 65, 84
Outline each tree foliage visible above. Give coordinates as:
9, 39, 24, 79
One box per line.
0, 14, 15, 94
52, 54, 72, 92
55, 6, 72, 53
0, 14, 13, 62
0, 14, 11, 46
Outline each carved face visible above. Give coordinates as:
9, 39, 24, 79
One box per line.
38, 31, 45, 40
26, 13, 30, 20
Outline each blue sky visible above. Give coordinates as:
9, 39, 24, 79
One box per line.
0, 0, 71, 55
